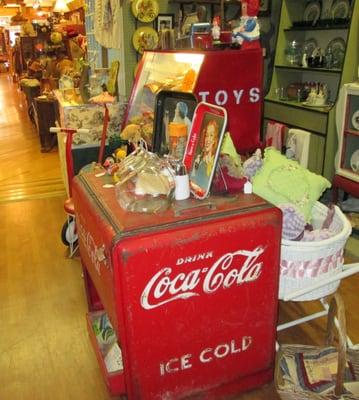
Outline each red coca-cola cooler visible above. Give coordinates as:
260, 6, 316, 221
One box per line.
73, 170, 282, 399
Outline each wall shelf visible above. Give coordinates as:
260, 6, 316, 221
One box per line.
284, 25, 350, 32
264, 0, 359, 179
275, 65, 342, 74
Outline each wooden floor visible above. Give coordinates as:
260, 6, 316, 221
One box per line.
0, 72, 358, 400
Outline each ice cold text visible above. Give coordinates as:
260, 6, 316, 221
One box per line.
159, 336, 253, 376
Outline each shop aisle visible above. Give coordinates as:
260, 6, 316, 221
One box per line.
0, 73, 64, 202
0, 71, 358, 399
0, 73, 116, 400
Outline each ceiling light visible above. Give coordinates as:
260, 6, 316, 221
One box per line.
53, 0, 69, 13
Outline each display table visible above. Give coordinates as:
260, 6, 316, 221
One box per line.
73, 169, 282, 399
54, 90, 126, 195
34, 96, 59, 152
20, 80, 41, 123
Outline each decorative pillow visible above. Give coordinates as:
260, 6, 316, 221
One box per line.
252, 148, 331, 222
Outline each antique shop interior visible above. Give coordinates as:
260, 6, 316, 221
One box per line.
1, 0, 359, 399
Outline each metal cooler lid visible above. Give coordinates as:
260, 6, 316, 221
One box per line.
75, 170, 271, 237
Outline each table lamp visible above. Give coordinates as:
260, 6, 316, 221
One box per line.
53, 0, 70, 19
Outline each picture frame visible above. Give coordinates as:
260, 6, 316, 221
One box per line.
155, 13, 174, 32
181, 12, 199, 35
152, 90, 197, 157
259, 0, 271, 16
183, 102, 227, 199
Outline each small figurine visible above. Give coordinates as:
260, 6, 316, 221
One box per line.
232, 0, 260, 49
302, 50, 308, 68
103, 156, 119, 175
211, 16, 221, 42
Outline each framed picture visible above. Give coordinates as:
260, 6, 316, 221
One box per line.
183, 102, 227, 199
152, 90, 197, 158
181, 12, 199, 35
155, 13, 174, 32
259, 0, 271, 16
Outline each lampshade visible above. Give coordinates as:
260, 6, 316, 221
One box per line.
53, 0, 69, 13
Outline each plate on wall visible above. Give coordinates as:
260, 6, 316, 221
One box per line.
350, 149, 359, 172
303, 38, 318, 56
352, 110, 359, 130
132, 26, 159, 54
331, 0, 350, 18
303, 1, 321, 24
131, 0, 159, 23
326, 37, 346, 67
320, 0, 334, 19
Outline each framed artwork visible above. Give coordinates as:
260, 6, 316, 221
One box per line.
259, 0, 271, 16
152, 90, 197, 157
183, 102, 227, 199
181, 12, 199, 35
155, 13, 174, 32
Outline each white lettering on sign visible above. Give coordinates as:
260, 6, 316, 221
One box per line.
159, 354, 193, 376
141, 247, 265, 310
185, 131, 198, 157
198, 91, 210, 102
215, 90, 228, 106
249, 87, 261, 103
197, 88, 260, 106
233, 89, 244, 104
159, 337, 252, 376
176, 252, 213, 265
77, 215, 101, 275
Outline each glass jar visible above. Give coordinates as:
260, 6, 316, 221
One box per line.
168, 122, 188, 160
285, 40, 302, 66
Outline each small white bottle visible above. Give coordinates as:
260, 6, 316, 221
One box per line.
175, 163, 190, 200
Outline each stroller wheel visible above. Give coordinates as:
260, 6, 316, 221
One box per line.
61, 217, 78, 246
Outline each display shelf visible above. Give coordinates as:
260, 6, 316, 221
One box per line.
86, 311, 125, 396
264, 0, 359, 179
266, 97, 333, 113
275, 65, 342, 74
284, 25, 350, 32
344, 129, 359, 137
335, 82, 359, 183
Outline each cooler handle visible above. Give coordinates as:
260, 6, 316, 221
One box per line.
174, 201, 216, 217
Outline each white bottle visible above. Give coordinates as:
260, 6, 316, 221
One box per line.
175, 163, 190, 200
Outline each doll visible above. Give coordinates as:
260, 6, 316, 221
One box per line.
232, 0, 260, 49
211, 16, 221, 42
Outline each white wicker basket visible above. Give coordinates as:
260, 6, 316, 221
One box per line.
279, 202, 352, 301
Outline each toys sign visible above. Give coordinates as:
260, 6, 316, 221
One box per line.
194, 49, 263, 153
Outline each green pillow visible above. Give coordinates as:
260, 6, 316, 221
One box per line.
252, 148, 331, 222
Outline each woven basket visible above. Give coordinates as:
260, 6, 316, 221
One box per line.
276, 293, 359, 400
279, 202, 352, 301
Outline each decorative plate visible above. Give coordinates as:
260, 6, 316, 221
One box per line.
132, 26, 159, 54
303, 38, 318, 56
320, 0, 334, 19
131, 0, 159, 23
303, 1, 321, 24
326, 37, 346, 67
352, 110, 359, 130
350, 149, 359, 172
331, 0, 350, 18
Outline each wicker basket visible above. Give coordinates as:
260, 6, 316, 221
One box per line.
279, 202, 352, 301
276, 293, 359, 400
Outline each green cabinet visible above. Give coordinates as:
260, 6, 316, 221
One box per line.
264, 0, 359, 179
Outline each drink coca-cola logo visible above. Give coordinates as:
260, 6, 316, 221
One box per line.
141, 246, 265, 310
